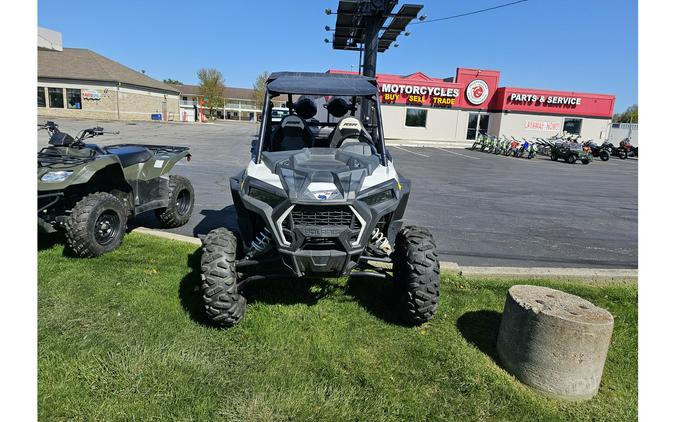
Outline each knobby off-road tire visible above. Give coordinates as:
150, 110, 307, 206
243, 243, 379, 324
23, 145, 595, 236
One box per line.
155, 175, 195, 228
392, 226, 440, 324
200, 228, 246, 327
64, 192, 128, 258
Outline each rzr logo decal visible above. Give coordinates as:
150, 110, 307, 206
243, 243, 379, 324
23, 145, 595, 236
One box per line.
313, 191, 337, 200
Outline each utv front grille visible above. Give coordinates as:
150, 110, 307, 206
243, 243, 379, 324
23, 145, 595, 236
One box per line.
290, 206, 361, 230
277, 205, 366, 247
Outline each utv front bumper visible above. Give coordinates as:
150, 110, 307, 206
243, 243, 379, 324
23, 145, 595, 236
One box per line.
231, 177, 409, 277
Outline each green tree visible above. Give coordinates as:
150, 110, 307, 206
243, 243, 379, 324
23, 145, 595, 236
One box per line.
197, 68, 226, 118
612, 104, 638, 123
252, 71, 270, 109
163, 78, 183, 85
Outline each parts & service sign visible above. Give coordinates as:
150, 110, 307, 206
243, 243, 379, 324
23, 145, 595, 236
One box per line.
466, 79, 489, 105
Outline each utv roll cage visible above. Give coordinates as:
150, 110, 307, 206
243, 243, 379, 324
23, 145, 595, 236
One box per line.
255, 72, 388, 165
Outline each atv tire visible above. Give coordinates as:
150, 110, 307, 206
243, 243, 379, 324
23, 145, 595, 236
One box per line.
64, 192, 127, 257
393, 226, 440, 325
155, 175, 194, 228
200, 228, 246, 327
566, 154, 577, 164
600, 150, 610, 161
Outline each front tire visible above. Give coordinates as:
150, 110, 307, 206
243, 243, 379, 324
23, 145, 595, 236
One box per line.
550, 153, 558, 161
155, 175, 195, 228
64, 192, 127, 257
566, 154, 577, 164
392, 226, 440, 325
200, 228, 246, 327
600, 150, 610, 161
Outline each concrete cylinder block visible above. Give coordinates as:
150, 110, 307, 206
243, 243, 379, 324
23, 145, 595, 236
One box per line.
496, 285, 614, 400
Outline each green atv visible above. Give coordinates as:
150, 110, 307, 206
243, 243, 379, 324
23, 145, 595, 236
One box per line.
549, 141, 592, 165
38, 121, 195, 257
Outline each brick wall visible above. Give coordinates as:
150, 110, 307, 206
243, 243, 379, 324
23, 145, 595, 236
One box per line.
38, 80, 179, 121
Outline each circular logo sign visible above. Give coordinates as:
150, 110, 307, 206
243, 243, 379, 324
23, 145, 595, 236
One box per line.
466, 79, 489, 105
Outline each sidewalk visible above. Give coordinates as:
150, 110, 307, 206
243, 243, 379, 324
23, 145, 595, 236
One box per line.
386, 138, 473, 149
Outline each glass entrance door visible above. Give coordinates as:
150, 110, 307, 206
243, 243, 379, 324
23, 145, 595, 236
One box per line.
466, 113, 490, 140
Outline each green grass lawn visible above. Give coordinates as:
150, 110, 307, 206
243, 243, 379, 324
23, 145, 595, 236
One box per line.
38, 233, 637, 421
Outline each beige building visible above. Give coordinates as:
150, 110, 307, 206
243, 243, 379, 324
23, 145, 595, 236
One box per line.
172, 84, 285, 122
38, 29, 180, 121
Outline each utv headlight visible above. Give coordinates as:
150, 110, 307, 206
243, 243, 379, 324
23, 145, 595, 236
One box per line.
362, 189, 395, 205
40, 171, 73, 183
248, 186, 285, 207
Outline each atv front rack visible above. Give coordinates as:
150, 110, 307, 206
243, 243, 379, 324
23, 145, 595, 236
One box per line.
38, 147, 96, 167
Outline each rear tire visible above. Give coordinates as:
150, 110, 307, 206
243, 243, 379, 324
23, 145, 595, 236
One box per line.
550, 153, 558, 161
566, 154, 577, 164
619, 149, 628, 159
392, 226, 440, 325
200, 228, 246, 327
64, 192, 127, 258
581, 158, 590, 165
155, 175, 194, 228
600, 150, 610, 161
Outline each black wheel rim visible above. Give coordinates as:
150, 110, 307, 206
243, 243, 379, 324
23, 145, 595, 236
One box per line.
176, 189, 191, 215
94, 211, 120, 245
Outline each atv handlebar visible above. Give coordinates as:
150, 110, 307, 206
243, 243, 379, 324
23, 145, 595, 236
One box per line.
75, 127, 120, 142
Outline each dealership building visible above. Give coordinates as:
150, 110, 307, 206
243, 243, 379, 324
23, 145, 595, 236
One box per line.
332, 67, 616, 146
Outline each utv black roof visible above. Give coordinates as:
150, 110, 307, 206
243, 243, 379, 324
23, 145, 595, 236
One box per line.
266, 72, 378, 97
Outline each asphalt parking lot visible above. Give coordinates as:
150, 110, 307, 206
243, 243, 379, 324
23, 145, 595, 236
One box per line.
38, 117, 638, 268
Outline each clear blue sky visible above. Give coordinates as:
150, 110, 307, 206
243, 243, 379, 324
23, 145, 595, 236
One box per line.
38, 0, 637, 112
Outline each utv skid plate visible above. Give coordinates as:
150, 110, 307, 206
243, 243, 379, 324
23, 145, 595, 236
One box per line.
232, 254, 392, 289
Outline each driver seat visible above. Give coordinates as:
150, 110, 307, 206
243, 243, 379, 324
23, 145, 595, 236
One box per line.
271, 115, 315, 151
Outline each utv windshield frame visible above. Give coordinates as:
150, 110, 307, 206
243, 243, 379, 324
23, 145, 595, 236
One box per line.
255, 72, 387, 165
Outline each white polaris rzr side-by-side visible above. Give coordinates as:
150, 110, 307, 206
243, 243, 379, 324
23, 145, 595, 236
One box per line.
200, 72, 439, 327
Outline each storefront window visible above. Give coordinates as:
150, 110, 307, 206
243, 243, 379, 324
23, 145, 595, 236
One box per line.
38, 87, 46, 107
466, 113, 490, 140
563, 118, 582, 135
48, 87, 64, 108
67, 89, 82, 109
405, 108, 427, 127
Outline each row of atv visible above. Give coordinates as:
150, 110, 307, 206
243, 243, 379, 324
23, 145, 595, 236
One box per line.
38, 71, 441, 328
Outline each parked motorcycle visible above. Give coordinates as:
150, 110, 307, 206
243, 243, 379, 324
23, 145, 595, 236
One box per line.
601, 140, 628, 159
583, 140, 610, 161
620, 138, 638, 158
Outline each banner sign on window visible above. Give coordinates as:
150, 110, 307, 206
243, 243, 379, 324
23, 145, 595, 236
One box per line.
524, 120, 561, 131
82, 90, 101, 100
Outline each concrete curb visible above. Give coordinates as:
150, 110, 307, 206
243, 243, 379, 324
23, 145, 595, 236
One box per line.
132, 227, 638, 282
132, 227, 202, 245
386, 139, 473, 149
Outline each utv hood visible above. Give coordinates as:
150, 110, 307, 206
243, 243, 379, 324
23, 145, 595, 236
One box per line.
257, 148, 391, 203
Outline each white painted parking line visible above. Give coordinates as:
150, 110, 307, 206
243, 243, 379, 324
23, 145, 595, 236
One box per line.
391, 145, 430, 158
433, 147, 481, 160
